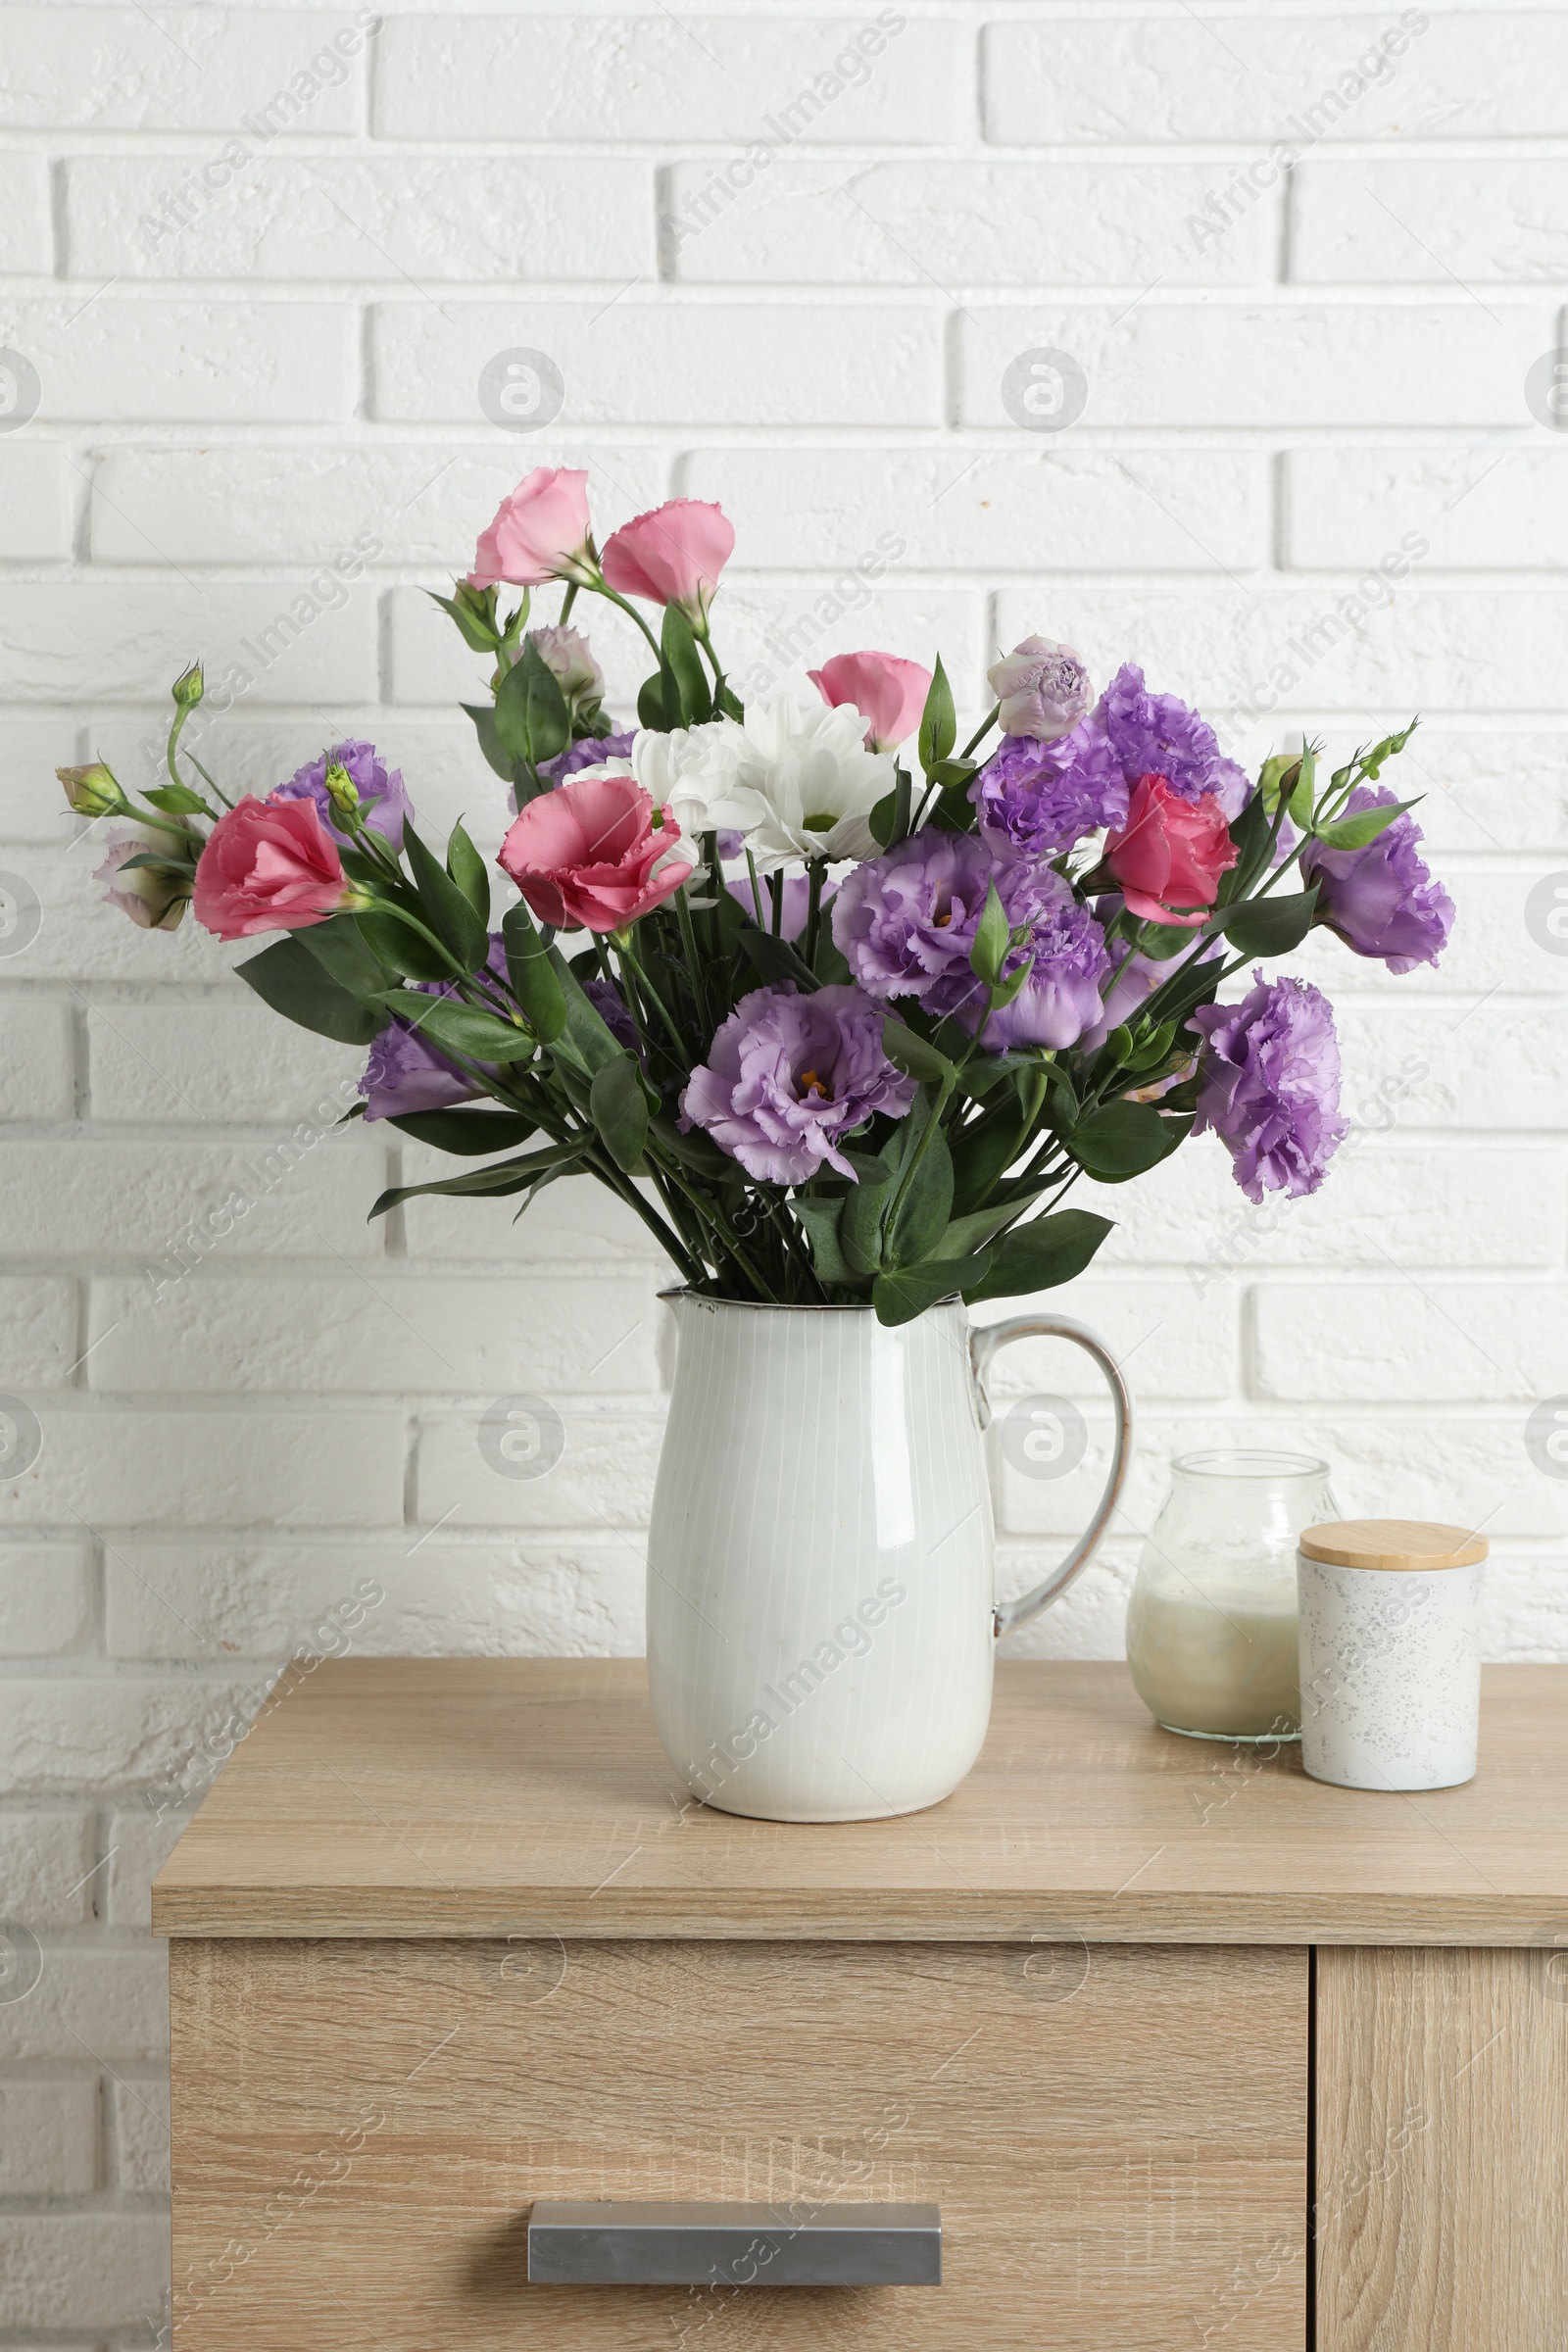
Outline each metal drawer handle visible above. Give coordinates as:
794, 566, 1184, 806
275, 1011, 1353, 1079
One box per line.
526, 2200, 942, 2286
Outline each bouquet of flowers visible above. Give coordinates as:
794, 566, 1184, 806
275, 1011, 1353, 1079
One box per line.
60, 468, 1454, 1326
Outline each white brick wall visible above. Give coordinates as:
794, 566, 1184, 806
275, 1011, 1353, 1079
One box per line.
2, 2, 1566, 2327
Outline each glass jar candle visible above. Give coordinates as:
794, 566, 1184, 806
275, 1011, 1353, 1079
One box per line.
1125, 1449, 1340, 1741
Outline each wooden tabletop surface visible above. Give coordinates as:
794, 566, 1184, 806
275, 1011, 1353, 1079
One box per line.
151, 1659, 1568, 1945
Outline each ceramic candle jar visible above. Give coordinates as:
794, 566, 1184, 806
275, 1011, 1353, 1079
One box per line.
1297, 1518, 1488, 1791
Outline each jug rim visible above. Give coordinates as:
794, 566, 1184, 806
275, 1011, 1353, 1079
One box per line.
658, 1286, 965, 1314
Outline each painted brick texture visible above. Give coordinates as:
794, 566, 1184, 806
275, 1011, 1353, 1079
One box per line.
0, 3, 1565, 2329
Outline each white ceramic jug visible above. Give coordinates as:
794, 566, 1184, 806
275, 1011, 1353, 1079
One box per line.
646, 1292, 1132, 1822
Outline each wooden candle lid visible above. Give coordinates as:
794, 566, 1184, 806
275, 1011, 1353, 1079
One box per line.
1299, 1518, 1489, 1572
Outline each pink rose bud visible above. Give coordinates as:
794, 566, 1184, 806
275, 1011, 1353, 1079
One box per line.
987, 637, 1093, 741
466, 466, 595, 590
526, 622, 604, 708
59, 761, 122, 817
808, 652, 933, 753
1103, 773, 1238, 929
600, 499, 734, 621
94, 827, 191, 932
497, 771, 694, 935
191, 794, 355, 940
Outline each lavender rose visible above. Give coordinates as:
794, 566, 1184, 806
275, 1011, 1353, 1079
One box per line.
1191, 970, 1348, 1203
273, 739, 411, 851
972, 722, 1129, 858
987, 637, 1094, 740
1094, 663, 1250, 818
679, 982, 915, 1184
1298, 786, 1454, 974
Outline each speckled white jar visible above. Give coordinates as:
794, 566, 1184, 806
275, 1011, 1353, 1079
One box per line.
1297, 1518, 1488, 1792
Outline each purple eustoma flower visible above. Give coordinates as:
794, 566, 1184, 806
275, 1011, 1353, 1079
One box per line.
359, 934, 511, 1121
725, 868, 818, 941
679, 982, 915, 1185
273, 739, 411, 851
1094, 663, 1250, 818
1298, 786, 1454, 974
1191, 969, 1348, 1203
582, 975, 641, 1057
971, 722, 1130, 859
536, 729, 636, 787
832, 827, 1109, 1050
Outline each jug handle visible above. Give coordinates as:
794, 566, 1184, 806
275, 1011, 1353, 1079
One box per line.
968, 1313, 1135, 1641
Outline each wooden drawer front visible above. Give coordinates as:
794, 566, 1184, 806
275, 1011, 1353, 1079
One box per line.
171, 1938, 1306, 2351
1316, 1947, 1568, 2352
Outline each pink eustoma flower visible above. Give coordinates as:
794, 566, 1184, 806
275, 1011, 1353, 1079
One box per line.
600, 499, 734, 620
808, 651, 932, 753
192, 795, 354, 940
1103, 773, 1238, 929
467, 466, 594, 589
497, 771, 693, 934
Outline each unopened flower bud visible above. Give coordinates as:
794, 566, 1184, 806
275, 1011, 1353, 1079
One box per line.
57, 761, 122, 817
322, 761, 361, 822
528, 623, 605, 709
172, 662, 205, 710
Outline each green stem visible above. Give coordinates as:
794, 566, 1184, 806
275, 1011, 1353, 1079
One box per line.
584, 578, 664, 664
559, 582, 578, 627
804, 858, 825, 967
614, 934, 689, 1059
671, 885, 710, 1026
362, 899, 466, 977
658, 1162, 782, 1303
960, 703, 1001, 760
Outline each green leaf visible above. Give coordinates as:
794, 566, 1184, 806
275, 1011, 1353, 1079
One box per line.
446, 819, 490, 924
738, 927, 818, 993
589, 1053, 652, 1174
961, 1209, 1113, 1305
950, 1109, 1027, 1215
369, 1139, 585, 1218
879, 1016, 956, 1093
887, 1126, 954, 1269
637, 667, 672, 731
926, 758, 977, 790
547, 945, 626, 1075
401, 819, 490, 972
873, 1251, 992, 1328
494, 641, 571, 767
387, 1107, 538, 1155
649, 1115, 733, 1178
938, 1193, 1046, 1260
869, 764, 913, 851
377, 990, 531, 1063
463, 701, 513, 782
299, 912, 397, 1001
661, 603, 711, 725
238, 936, 388, 1046
1068, 1100, 1183, 1181
1204, 885, 1319, 958
354, 907, 449, 982
143, 782, 209, 815
500, 903, 566, 1044
1311, 798, 1418, 852
811, 930, 852, 985
427, 584, 500, 654
792, 1196, 858, 1289
1217, 787, 1273, 906
968, 879, 1009, 988
840, 1150, 897, 1278
916, 656, 956, 777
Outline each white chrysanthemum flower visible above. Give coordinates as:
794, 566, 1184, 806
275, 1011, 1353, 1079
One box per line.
724, 679, 896, 870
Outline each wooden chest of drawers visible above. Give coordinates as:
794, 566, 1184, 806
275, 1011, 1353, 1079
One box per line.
154, 1660, 1568, 2352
